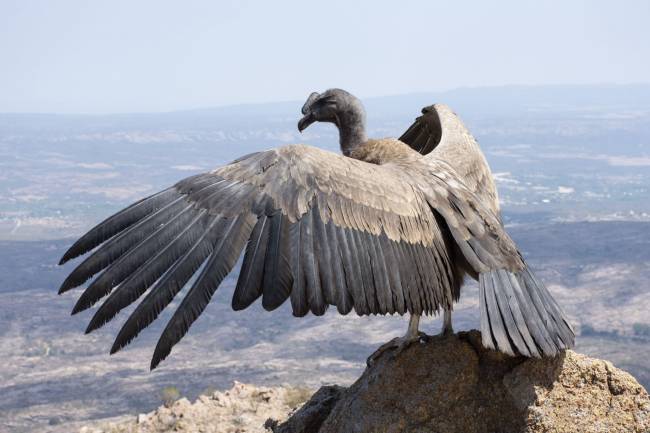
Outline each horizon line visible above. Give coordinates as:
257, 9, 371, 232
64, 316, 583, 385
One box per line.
1, 81, 649, 117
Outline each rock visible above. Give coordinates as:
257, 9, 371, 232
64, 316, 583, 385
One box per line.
272, 386, 345, 433
79, 330, 649, 433
85, 381, 313, 433
277, 331, 650, 433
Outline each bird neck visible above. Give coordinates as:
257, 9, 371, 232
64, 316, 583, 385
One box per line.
338, 110, 367, 156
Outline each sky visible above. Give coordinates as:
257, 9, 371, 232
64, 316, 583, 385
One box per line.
1, 0, 649, 113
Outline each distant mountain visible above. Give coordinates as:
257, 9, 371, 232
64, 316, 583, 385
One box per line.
2, 82, 650, 127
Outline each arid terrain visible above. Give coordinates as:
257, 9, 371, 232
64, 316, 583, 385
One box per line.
1, 85, 649, 432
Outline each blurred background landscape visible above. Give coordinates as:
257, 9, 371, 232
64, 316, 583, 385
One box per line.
1, 84, 649, 432
1, 0, 649, 432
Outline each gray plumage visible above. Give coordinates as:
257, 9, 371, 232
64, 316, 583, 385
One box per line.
59, 88, 574, 369
398, 98, 573, 356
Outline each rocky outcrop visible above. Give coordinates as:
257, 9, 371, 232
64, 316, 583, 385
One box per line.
81, 382, 312, 433
275, 331, 650, 433
80, 331, 649, 433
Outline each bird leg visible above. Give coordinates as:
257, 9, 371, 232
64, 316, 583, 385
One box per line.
366, 314, 425, 366
441, 309, 454, 336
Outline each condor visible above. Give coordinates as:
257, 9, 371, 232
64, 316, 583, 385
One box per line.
59, 89, 574, 369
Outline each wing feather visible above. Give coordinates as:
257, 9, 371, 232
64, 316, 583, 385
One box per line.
312, 206, 337, 306
336, 226, 367, 314
85, 210, 209, 332
59, 143, 572, 367
289, 220, 308, 317
326, 221, 353, 314
110, 215, 223, 354
261, 212, 293, 310
59, 196, 188, 293
151, 213, 255, 369
301, 208, 326, 315
232, 214, 270, 310
380, 235, 406, 315
72, 203, 197, 313
352, 229, 377, 314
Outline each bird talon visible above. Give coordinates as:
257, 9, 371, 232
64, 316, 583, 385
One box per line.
441, 326, 454, 337
366, 334, 422, 367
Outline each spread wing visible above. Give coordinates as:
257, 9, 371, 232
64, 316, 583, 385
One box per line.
400, 104, 500, 216
59, 143, 571, 369
403, 107, 574, 356
57, 145, 472, 368
399, 104, 443, 155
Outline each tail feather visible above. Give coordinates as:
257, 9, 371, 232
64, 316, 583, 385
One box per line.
499, 270, 552, 356
492, 270, 538, 357
519, 268, 574, 348
479, 265, 574, 357
480, 272, 514, 356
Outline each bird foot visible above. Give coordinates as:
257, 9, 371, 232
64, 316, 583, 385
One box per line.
366, 332, 428, 367
441, 326, 454, 337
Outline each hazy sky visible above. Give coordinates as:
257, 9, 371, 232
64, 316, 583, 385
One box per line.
1, 0, 648, 113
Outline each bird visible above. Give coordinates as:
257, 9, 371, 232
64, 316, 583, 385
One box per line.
58, 88, 575, 370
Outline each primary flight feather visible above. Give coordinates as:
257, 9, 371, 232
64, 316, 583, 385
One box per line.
58, 89, 574, 369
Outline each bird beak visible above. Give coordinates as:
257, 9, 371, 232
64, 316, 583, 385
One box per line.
297, 112, 316, 132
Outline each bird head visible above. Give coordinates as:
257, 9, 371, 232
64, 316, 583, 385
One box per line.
297, 88, 365, 132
